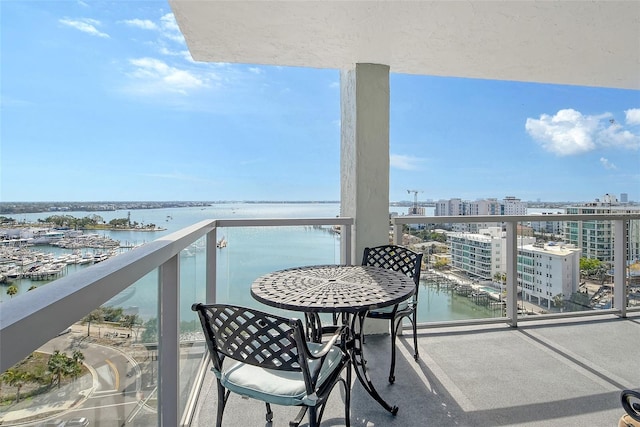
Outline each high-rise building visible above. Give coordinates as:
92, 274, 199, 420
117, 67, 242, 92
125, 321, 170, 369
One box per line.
565, 195, 640, 262
435, 196, 526, 232
621, 193, 629, 203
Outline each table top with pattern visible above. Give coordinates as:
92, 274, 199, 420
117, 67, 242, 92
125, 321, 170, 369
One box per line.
251, 264, 415, 313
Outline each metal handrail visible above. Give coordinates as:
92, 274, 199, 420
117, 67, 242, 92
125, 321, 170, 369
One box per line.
0, 216, 354, 426
392, 212, 640, 328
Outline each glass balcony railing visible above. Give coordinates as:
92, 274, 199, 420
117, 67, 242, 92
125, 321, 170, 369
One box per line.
1, 213, 638, 426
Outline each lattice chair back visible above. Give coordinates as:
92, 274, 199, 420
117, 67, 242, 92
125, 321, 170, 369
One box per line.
195, 303, 303, 372
361, 245, 423, 384
362, 245, 422, 288
192, 303, 351, 427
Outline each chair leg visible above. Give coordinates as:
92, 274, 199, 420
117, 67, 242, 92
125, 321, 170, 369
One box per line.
215, 381, 228, 427
265, 402, 273, 422
412, 310, 419, 361
290, 406, 307, 427
307, 406, 319, 427
388, 318, 399, 384
345, 361, 352, 427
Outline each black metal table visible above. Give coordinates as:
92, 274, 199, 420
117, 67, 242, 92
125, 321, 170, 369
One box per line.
251, 264, 416, 415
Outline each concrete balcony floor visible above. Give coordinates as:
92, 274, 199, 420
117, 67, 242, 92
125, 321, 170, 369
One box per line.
191, 313, 640, 427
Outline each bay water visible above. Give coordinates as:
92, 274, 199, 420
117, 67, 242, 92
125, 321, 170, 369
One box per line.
3, 203, 559, 322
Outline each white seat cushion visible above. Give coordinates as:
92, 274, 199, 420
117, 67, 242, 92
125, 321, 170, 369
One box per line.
218, 343, 344, 407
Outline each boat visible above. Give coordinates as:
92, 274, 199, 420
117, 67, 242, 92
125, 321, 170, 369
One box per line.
216, 237, 227, 249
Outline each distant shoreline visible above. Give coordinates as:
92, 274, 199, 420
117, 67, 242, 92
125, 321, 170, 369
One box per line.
0, 201, 340, 215
0, 199, 589, 216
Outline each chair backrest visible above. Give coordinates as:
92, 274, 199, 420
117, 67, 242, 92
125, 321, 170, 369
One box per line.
362, 244, 423, 286
192, 303, 305, 372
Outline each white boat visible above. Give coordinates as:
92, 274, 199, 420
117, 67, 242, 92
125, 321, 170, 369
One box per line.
216, 237, 227, 248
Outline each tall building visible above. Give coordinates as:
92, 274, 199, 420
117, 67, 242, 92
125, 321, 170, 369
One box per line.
448, 227, 535, 281
435, 196, 526, 232
518, 242, 582, 309
621, 193, 629, 203
565, 195, 640, 263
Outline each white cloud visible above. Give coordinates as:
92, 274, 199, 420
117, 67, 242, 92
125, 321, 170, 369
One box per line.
121, 19, 158, 30
525, 108, 640, 156
127, 58, 208, 94
626, 108, 640, 126
600, 157, 617, 169
159, 13, 184, 43
59, 18, 109, 38
248, 67, 262, 74
390, 154, 424, 170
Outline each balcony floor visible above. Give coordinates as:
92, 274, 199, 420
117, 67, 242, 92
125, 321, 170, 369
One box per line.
191, 313, 640, 427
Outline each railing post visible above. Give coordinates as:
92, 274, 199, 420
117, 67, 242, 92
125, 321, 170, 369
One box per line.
613, 219, 628, 317
206, 224, 218, 304
158, 254, 180, 426
342, 223, 352, 265
505, 220, 518, 327
393, 222, 401, 245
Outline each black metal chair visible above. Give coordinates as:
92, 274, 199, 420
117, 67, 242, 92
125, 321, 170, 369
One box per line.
361, 244, 423, 384
192, 303, 351, 427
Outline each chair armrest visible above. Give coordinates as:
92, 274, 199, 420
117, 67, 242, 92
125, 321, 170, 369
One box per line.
306, 325, 345, 360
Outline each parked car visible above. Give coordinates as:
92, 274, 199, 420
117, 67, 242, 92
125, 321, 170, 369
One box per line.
41, 420, 65, 427
64, 418, 89, 426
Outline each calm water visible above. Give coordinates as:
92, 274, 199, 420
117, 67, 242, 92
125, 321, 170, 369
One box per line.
2, 204, 560, 322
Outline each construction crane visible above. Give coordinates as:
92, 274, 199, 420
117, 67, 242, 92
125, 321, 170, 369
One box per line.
407, 189, 423, 215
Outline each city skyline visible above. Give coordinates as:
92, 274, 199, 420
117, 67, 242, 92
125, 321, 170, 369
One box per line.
2, 1, 639, 203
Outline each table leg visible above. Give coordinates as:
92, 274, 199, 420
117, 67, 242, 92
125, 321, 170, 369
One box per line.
350, 311, 399, 415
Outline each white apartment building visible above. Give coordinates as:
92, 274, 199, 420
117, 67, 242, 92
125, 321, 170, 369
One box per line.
436, 196, 526, 233
448, 227, 535, 281
502, 196, 528, 216
528, 212, 564, 237
565, 195, 640, 263
518, 242, 582, 310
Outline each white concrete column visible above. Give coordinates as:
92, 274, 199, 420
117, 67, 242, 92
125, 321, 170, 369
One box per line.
340, 63, 390, 265
340, 63, 390, 335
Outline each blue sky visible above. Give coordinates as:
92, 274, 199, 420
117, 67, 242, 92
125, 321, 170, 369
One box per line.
2, 1, 639, 203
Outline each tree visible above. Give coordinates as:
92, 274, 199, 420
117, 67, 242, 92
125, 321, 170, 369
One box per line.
82, 309, 104, 336
47, 350, 68, 389
433, 258, 449, 270
4, 368, 31, 402
121, 314, 141, 341
552, 293, 565, 311
68, 351, 85, 381
6, 285, 18, 298
141, 317, 158, 343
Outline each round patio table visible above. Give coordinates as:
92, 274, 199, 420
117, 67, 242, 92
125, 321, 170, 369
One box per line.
251, 264, 415, 415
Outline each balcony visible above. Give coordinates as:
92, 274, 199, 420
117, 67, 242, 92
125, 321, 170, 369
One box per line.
1, 213, 639, 426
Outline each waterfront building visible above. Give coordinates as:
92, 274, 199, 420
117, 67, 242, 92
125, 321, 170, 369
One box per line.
501, 196, 528, 216
447, 226, 535, 281
565, 195, 640, 263
518, 242, 582, 309
435, 196, 526, 233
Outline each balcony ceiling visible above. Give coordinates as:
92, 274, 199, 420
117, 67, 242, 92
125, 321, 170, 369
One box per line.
169, 0, 640, 90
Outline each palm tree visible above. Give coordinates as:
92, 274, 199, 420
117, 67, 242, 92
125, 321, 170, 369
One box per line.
6, 285, 18, 298
47, 350, 68, 389
82, 309, 103, 337
70, 350, 85, 381
4, 368, 31, 403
